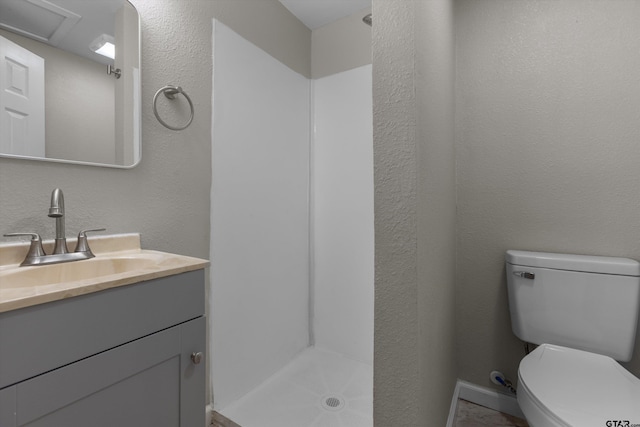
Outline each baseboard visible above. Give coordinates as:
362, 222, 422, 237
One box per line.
206, 404, 213, 426
445, 381, 463, 427
445, 379, 525, 427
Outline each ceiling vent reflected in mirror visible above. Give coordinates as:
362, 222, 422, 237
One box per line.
0, 0, 80, 46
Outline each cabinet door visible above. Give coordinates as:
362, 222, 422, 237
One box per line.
180, 315, 206, 427
0, 386, 16, 427
13, 317, 205, 427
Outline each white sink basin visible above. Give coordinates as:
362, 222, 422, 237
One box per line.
0, 253, 164, 289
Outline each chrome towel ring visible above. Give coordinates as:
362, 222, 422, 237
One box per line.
153, 85, 194, 131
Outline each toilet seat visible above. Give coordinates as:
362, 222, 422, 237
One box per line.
517, 343, 640, 427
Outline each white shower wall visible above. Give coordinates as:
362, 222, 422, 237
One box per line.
210, 20, 311, 409
211, 20, 373, 411
312, 65, 374, 364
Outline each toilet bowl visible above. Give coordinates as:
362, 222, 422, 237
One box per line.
517, 344, 640, 427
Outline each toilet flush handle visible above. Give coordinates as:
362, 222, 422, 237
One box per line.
513, 271, 535, 280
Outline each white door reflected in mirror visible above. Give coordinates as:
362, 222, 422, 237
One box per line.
0, 35, 45, 157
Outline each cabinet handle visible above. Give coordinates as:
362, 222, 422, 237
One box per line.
191, 352, 203, 365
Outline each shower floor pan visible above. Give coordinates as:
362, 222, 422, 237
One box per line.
219, 347, 372, 427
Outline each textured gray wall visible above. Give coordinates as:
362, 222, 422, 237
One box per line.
455, 0, 640, 391
373, 1, 419, 423
415, 0, 458, 423
373, 0, 457, 425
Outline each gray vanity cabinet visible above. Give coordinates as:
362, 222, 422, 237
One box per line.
0, 270, 206, 427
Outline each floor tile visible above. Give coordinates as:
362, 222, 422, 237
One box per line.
212, 411, 241, 427
454, 399, 529, 427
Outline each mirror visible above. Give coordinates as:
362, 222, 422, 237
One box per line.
0, 0, 140, 168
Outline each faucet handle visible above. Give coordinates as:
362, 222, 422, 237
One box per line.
74, 228, 106, 256
3, 233, 47, 261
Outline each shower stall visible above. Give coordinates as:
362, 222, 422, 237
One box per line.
210, 19, 373, 427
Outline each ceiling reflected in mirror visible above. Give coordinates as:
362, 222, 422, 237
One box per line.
0, 0, 123, 66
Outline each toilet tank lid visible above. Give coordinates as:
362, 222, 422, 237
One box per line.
506, 250, 640, 277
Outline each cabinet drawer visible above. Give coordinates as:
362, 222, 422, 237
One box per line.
0, 269, 204, 389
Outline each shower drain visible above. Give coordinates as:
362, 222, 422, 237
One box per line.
321, 395, 345, 412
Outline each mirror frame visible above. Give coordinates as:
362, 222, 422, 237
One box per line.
0, 0, 141, 169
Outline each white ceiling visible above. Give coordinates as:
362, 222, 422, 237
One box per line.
279, 0, 371, 30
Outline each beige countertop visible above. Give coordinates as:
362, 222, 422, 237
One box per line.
0, 234, 209, 313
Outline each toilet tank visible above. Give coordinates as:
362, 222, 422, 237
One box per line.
506, 250, 640, 361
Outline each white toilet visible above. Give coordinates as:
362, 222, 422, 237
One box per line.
506, 250, 640, 427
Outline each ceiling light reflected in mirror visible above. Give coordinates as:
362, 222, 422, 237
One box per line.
90, 33, 115, 59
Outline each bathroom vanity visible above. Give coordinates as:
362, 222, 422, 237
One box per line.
0, 234, 209, 427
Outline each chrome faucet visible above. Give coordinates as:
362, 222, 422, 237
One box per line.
3, 188, 105, 266
48, 188, 69, 254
